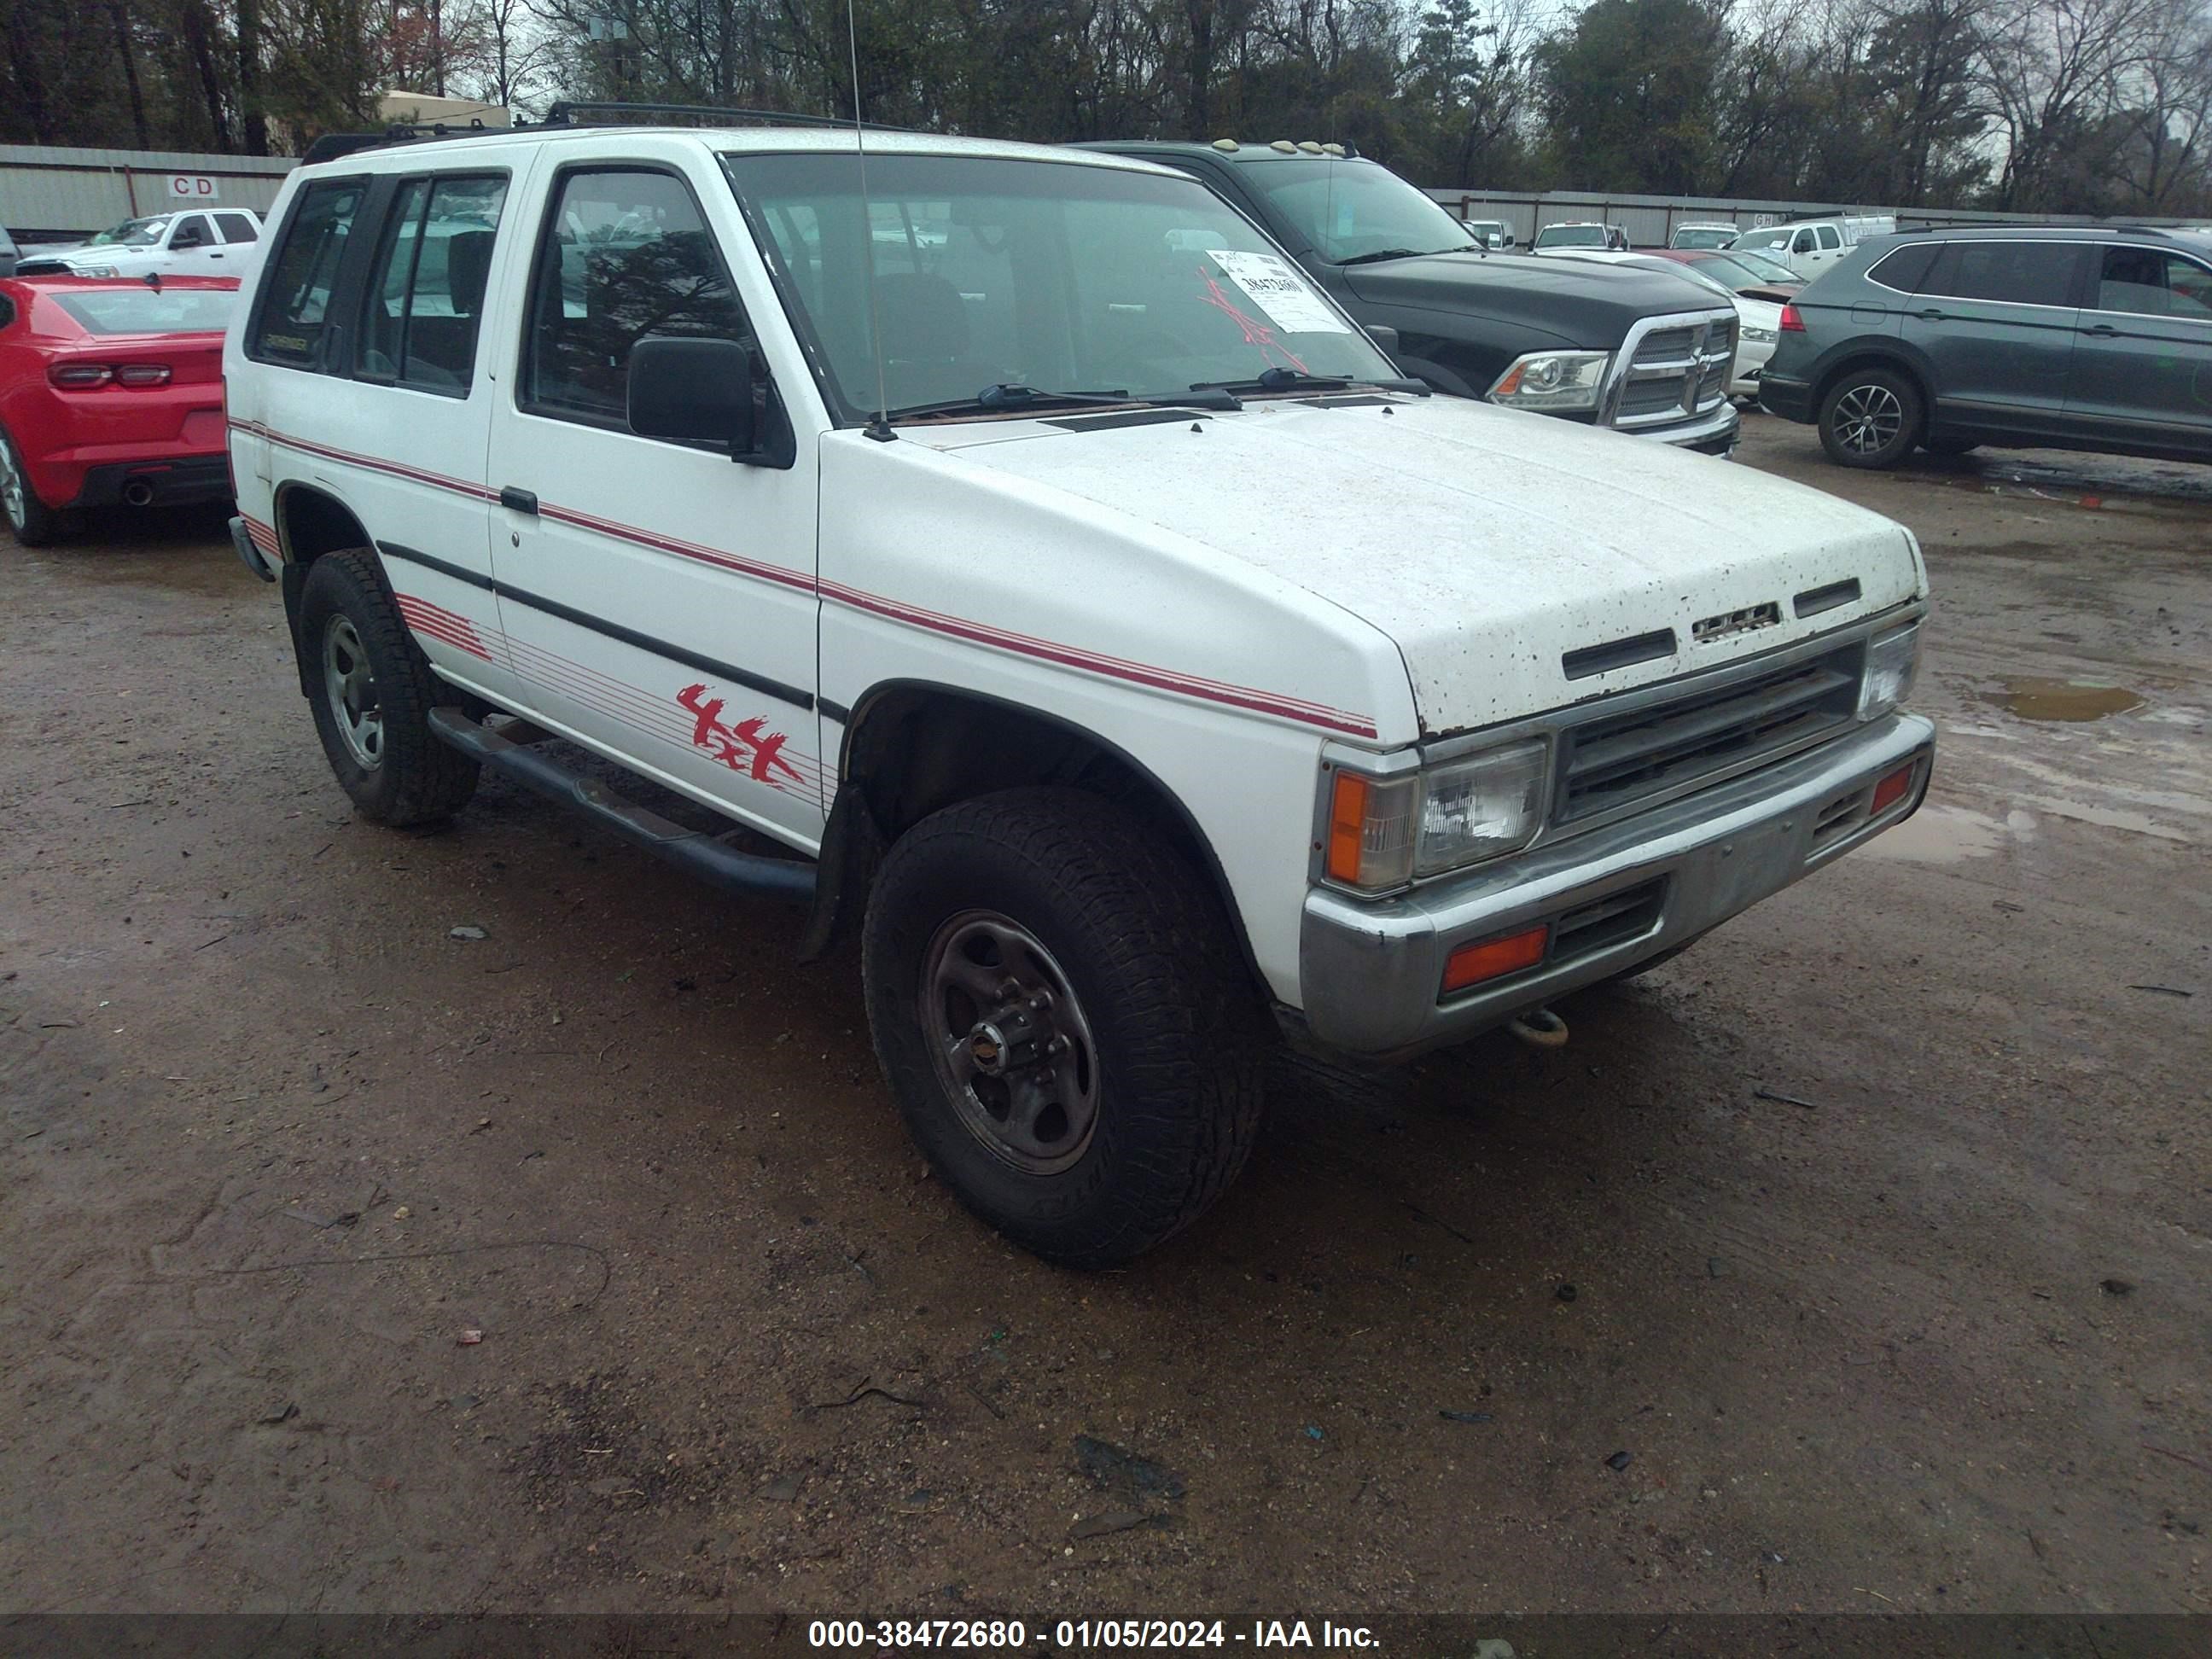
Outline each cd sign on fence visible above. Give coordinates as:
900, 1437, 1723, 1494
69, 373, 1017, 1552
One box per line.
166, 174, 219, 201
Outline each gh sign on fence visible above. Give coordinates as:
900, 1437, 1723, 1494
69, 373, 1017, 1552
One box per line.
165, 175, 219, 201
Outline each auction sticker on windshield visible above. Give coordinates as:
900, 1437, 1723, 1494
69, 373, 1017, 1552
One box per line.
1204, 250, 1350, 334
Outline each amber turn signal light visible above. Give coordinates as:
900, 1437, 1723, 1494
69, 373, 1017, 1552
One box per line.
1441, 923, 1549, 994
1325, 771, 1370, 884
1871, 763, 1914, 817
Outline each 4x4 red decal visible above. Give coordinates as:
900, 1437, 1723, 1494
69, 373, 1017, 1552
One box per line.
678, 684, 803, 783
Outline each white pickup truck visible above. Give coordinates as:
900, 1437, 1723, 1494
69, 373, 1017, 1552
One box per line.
224, 123, 1934, 1265
20, 208, 265, 280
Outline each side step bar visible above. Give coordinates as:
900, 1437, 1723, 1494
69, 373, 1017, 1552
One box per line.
428, 707, 817, 904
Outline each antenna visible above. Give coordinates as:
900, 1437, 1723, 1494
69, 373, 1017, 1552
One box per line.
847, 0, 895, 442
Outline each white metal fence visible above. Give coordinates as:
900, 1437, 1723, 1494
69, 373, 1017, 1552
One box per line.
1, 146, 298, 243
1428, 187, 2209, 247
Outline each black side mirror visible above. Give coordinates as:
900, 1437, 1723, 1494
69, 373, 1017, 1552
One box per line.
629, 335, 757, 459
1365, 323, 1401, 359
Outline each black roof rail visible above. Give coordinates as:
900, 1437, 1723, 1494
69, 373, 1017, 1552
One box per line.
541, 100, 914, 135
299, 120, 510, 166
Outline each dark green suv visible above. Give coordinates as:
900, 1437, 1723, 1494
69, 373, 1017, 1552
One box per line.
1758, 225, 2212, 469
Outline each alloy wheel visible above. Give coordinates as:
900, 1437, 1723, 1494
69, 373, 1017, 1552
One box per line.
1833, 383, 1904, 454
0, 438, 25, 532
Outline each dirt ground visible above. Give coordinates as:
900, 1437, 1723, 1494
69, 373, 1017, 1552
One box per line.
1, 414, 2207, 1621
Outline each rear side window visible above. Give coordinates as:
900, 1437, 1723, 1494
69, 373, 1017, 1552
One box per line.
1924, 242, 2080, 306
358, 174, 509, 395
1866, 242, 1941, 293
521, 167, 751, 427
2095, 247, 2212, 319
252, 181, 365, 366
1816, 225, 1842, 250
215, 212, 259, 244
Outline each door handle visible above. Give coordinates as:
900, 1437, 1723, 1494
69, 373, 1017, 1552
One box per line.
1915, 308, 1944, 321
498, 486, 538, 515
2081, 323, 2118, 337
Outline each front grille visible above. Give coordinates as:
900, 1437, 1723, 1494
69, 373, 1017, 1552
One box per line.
1557, 643, 1865, 824
1619, 376, 1691, 419
1633, 327, 1696, 366
1604, 309, 1738, 431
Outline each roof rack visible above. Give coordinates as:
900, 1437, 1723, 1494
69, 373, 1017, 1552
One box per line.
541, 100, 913, 135
300, 120, 509, 166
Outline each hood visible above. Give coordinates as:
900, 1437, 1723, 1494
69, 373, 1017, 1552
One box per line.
905, 396, 1923, 738
1340, 253, 1727, 351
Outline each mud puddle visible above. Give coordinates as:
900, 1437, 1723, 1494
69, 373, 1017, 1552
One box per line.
1923, 449, 2212, 509
1860, 802, 2014, 862
1982, 677, 2145, 722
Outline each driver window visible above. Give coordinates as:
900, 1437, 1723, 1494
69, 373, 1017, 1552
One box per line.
522, 168, 753, 427
172, 214, 212, 247
1793, 230, 1816, 254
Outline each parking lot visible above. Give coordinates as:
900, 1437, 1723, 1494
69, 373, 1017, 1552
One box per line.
1, 412, 2206, 1618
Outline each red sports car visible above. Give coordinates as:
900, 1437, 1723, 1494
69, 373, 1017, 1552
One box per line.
0, 274, 239, 545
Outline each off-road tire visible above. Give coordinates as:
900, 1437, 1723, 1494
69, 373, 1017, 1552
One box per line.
0, 424, 67, 547
862, 787, 1266, 1266
1817, 367, 1924, 469
299, 548, 480, 826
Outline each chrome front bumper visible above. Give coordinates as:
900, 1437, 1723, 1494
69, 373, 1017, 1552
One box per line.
1297, 712, 1935, 1059
1632, 398, 1741, 453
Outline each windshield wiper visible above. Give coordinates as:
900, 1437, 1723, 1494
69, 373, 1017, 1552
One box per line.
1335, 247, 1426, 266
1192, 368, 1352, 394
1190, 367, 1428, 399
888, 383, 1243, 422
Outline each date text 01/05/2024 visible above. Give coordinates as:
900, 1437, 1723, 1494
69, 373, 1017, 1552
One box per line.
806, 1621, 1381, 1650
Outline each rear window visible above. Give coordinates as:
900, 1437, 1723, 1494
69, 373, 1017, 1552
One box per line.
1866, 242, 1941, 293
49, 288, 237, 335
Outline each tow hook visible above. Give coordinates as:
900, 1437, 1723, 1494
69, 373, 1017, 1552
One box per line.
1507, 1006, 1569, 1050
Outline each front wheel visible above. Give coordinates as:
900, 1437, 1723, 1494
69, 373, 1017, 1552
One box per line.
862, 788, 1266, 1266
0, 425, 67, 546
1817, 368, 1924, 469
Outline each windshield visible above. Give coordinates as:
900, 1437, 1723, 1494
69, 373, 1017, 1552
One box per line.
1538, 225, 1606, 248
49, 287, 236, 335
92, 217, 172, 248
1240, 159, 1476, 264
1672, 228, 1736, 249
1732, 227, 1795, 254
724, 153, 1401, 422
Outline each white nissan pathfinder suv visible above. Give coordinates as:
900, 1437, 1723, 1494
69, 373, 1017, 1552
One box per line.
225, 118, 1935, 1266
